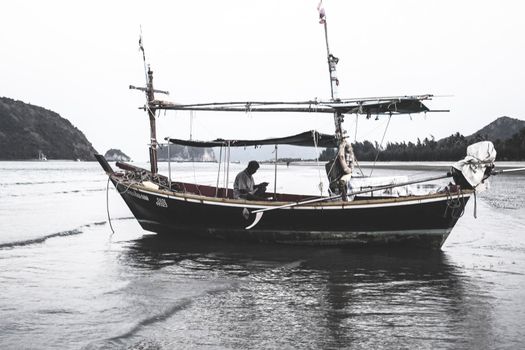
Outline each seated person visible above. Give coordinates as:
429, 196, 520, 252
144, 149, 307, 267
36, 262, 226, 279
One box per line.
233, 160, 269, 200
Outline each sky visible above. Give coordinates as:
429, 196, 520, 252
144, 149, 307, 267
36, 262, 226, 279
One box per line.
1, 0, 524, 161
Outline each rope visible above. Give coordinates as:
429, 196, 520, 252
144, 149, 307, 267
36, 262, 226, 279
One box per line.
443, 188, 466, 219
354, 114, 359, 143
354, 158, 365, 177
473, 190, 477, 219
312, 130, 324, 195
369, 114, 392, 177
350, 114, 365, 177
106, 176, 115, 236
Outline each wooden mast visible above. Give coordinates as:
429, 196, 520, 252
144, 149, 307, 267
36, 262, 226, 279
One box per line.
318, 1, 344, 142
130, 32, 168, 177
146, 66, 158, 176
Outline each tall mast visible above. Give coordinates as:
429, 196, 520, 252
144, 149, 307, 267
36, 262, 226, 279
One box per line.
146, 66, 158, 175
130, 31, 169, 176
318, 1, 344, 142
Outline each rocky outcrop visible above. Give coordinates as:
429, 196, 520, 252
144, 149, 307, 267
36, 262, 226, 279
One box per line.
104, 149, 131, 162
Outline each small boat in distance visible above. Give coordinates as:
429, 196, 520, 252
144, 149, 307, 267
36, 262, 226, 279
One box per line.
96, 3, 508, 249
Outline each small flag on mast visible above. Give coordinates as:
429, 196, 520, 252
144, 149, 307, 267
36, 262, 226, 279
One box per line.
317, 0, 326, 24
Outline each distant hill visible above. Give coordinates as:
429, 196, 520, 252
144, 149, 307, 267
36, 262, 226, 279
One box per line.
360, 116, 525, 161
233, 116, 525, 162
104, 149, 131, 162
466, 116, 525, 141
435, 116, 525, 147
0, 97, 97, 160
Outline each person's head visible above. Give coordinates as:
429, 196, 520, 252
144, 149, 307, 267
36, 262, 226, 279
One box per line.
246, 160, 260, 175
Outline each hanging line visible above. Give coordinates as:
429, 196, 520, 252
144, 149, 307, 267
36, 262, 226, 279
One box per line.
354, 114, 359, 142
312, 130, 324, 195
352, 114, 365, 177
369, 114, 392, 177
106, 176, 115, 237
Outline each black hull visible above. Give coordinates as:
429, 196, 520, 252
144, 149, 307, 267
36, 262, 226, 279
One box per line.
113, 179, 470, 249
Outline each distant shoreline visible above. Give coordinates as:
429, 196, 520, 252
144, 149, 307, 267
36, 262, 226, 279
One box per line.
2, 160, 523, 171
279, 160, 525, 171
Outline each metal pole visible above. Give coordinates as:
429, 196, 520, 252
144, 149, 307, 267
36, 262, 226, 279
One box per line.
274, 145, 278, 199
167, 140, 172, 188
492, 167, 525, 175
215, 145, 223, 197
190, 111, 194, 140
225, 141, 231, 198
223, 145, 227, 196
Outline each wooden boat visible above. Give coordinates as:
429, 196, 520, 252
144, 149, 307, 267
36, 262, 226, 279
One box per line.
96, 156, 475, 248
96, 3, 500, 249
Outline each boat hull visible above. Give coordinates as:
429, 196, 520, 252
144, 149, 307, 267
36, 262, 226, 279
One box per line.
113, 179, 470, 249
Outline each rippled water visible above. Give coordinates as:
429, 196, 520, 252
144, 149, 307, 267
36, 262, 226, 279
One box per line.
1, 161, 524, 349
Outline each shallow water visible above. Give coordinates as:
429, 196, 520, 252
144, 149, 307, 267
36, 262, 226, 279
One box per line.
0, 161, 524, 349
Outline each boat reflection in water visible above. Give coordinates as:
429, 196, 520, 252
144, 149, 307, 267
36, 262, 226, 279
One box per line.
120, 234, 496, 349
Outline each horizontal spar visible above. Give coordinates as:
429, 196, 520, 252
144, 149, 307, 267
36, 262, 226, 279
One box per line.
147, 96, 434, 115
492, 167, 525, 175
154, 105, 336, 113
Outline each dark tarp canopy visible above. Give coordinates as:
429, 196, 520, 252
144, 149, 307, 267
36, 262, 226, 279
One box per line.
167, 130, 338, 148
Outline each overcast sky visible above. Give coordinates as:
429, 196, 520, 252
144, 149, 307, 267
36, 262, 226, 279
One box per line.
2, 0, 524, 161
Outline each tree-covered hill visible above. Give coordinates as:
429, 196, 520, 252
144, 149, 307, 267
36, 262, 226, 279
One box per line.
320, 116, 525, 161
0, 97, 97, 160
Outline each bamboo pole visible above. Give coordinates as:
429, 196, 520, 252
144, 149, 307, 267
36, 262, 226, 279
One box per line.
251, 172, 453, 214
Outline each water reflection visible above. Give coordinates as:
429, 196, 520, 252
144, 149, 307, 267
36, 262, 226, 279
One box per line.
119, 235, 496, 349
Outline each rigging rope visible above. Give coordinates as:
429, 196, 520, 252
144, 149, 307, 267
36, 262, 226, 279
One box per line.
369, 114, 392, 177
354, 114, 359, 143
473, 190, 477, 218
106, 176, 115, 236
443, 188, 466, 219
352, 114, 365, 177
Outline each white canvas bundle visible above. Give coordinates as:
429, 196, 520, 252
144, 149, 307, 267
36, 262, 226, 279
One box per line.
452, 141, 497, 188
